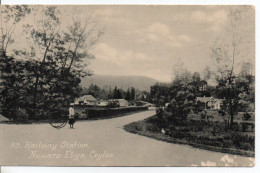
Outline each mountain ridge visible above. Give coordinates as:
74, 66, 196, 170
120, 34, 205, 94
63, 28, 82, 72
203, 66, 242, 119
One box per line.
80, 75, 160, 91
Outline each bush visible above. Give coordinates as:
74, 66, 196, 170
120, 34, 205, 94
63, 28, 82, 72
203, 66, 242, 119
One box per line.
87, 106, 148, 119
223, 139, 233, 148
243, 113, 251, 121
1, 108, 29, 122
145, 123, 160, 132
200, 111, 206, 120
135, 123, 143, 131
239, 142, 254, 151
15, 108, 29, 122
169, 131, 186, 139
124, 122, 144, 133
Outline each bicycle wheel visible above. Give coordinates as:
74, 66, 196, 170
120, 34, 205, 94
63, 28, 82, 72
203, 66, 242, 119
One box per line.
49, 115, 68, 129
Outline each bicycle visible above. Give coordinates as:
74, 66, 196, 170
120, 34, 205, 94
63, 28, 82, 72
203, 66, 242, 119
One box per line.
49, 110, 79, 129
49, 110, 68, 128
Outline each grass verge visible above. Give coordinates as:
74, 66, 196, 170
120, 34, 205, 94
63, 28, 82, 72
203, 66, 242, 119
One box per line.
124, 115, 254, 157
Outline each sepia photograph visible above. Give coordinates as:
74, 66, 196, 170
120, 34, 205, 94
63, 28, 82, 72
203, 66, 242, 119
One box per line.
0, 5, 255, 166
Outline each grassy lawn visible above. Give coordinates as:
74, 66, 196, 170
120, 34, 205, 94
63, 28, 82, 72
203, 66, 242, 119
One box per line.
124, 111, 254, 157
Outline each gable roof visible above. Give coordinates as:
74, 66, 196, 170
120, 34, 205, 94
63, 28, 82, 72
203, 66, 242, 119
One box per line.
196, 97, 223, 103
78, 95, 97, 102
196, 96, 214, 103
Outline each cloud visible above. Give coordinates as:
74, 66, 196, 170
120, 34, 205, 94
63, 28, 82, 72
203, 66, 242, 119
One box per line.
90, 42, 172, 81
92, 43, 150, 66
191, 10, 228, 32
179, 34, 192, 42
148, 22, 170, 37
134, 22, 192, 48
94, 9, 114, 17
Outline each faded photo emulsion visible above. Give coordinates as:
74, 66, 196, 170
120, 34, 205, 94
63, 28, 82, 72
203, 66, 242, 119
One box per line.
0, 5, 255, 166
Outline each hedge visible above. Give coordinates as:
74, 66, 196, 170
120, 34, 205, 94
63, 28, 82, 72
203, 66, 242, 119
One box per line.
82, 106, 148, 119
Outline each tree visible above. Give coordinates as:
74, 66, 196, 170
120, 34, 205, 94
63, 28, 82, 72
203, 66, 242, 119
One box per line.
125, 88, 131, 101
88, 84, 101, 98
167, 67, 196, 120
0, 6, 31, 118
192, 72, 200, 82
17, 6, 101, 111
172, 61, 192, 83
239, 61, 254, 76
113, 86, 118, 99
202, 66, 212, 81
0, 5, 31, 53
150, 83, 170, 106
130, 87, 135, 101
107, 86, 113, 99
211, 6, 254, 129
1, 6, 102, 119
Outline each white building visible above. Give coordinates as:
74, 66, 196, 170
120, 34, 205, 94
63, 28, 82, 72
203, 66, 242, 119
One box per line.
74, 95, 97, 105
196, 96, 223, 110
97, 100, 108, 106
108, 99, 129, 107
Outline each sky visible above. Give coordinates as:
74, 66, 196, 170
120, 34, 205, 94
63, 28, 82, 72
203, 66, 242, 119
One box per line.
6, 5, 255, 82
87, 6, 255, 82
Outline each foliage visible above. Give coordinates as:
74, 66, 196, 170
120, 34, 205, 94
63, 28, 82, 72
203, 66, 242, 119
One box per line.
0, 5, 31, 52
243, 113, 251, 121
125, 113, 255, 155
130, 87, 136, 101
211, 6, 254, 129
167, 64, 196, 120
0, 6, 102, 120
150, 83, 170, 106
125, 88, 131, 101
113, 86, 123, 99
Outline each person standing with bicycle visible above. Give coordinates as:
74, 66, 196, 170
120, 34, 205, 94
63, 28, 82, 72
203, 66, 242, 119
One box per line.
69, 104, 75, 129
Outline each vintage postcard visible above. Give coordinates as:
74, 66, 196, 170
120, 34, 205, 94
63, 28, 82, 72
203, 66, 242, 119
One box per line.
0, 5, 255, 166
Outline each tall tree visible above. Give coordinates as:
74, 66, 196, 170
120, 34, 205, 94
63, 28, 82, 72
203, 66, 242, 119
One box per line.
168, 66, 196, 120
172, 61, 192, 83
130, 87, 135, 101
192, 72, 200, 82
14, 6, 102, 111
125, 88, 131, 101
211, 6, 253, 129
0, 5, 31, 54
0, 6, 31, 117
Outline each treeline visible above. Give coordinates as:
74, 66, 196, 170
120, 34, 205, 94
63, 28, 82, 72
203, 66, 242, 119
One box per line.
150, 62, 254, 130
150, 6, 255, 130
0, 6, 101, 120
80, 84, 150, 101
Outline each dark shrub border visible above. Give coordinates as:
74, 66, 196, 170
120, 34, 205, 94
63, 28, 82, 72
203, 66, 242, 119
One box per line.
124, 120, 254, 157
83, 106, 149, 120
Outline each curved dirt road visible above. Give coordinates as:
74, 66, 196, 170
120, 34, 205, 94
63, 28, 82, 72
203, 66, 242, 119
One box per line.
0, 110, 254, 166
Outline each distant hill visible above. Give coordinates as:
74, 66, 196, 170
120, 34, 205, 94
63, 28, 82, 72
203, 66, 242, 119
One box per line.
80, 75, 160, 91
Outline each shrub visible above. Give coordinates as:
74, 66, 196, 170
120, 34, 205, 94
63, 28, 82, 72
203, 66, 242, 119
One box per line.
124, 122, 143, 133
15, 109, 29, 122
243, 113, 251, 121
1, 108, 29, 122
87, 106, 148, 119
239, 142, 254, 151
145, 123, 160, 132
241, 122, 254, 132
135, 123, 143, 131
223, 139, 233, 148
